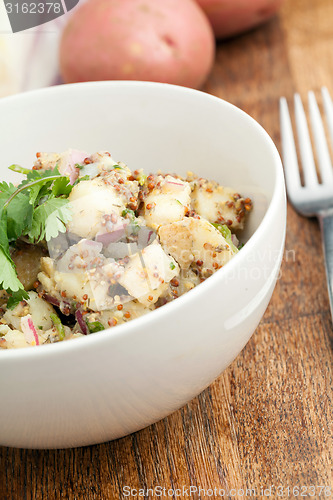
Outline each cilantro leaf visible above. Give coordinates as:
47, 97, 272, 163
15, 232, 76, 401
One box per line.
51, 176, 73, 197
26, 168, 62, 205
29, 180, 53, 206
29, 198, 72, 243
0, 190, 32, 242
44, 200, 72, 241
0, 165, 74, 298
2, 172, 64, 211
0, 247, 26, 293
7, 290, 29, 310
0, 208, 10, 257
0, 181, 16, 195
26, 166, 61, 182
0, 208, 28, 300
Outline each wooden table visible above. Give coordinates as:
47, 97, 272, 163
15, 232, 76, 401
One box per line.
1, 0, 333, 498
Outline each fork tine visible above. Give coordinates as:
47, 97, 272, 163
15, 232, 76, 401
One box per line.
308, 90, 333, 184
294, 93, 319, 186
321, 87, 333, 148
279, 97, 302, 190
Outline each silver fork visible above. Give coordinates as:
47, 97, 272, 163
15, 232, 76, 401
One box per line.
280, 87, 333, 321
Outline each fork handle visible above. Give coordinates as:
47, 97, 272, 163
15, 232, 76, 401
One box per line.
318, 210, 333, 321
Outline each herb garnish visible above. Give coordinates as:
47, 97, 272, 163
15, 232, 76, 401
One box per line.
122, 208, 136, 221
86, 321, 105, 333
211, 223, 238, 253
137, 173, 147, 186
0, 166, 75, 302
50, 313, 65, 341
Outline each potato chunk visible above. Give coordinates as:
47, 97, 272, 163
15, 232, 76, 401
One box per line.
190, 178, 252, 231
3, 291, 55, 331
158, 217, 237, 271
118, 242, 179, 306
144, 175, 191, 230
67, 173, 139, 239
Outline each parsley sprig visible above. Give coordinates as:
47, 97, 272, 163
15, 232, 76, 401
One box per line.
0, 166, 75, 303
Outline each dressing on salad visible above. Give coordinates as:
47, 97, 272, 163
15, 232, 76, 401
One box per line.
0, 150, 252, 349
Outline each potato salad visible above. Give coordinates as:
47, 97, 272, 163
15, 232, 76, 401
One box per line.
0, 150, 252, 349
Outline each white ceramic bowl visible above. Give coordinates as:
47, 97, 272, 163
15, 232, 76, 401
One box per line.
0, 82, 286, 449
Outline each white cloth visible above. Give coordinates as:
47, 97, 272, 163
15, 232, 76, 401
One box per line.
0, 2, 84, 97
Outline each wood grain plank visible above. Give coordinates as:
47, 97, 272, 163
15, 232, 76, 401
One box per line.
281, 0, 333, 96
231, 313, 333, 488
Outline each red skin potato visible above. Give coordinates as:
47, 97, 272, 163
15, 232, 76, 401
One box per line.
59, 0, 215, 89
195, 0, 285, 39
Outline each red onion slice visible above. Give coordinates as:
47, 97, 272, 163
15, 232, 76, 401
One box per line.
96, 226, 126, 245
43, 294, 73, 315
75, 310, 89, 335
231, 234, 239, 247
43, 294, 60, 308
166, 180, 184, 187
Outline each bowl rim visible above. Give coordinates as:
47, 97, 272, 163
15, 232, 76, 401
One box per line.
0, 80, 286, 361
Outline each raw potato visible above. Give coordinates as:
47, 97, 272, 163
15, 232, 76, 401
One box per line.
59, 0, 215, 89
195, 0, 285, 39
